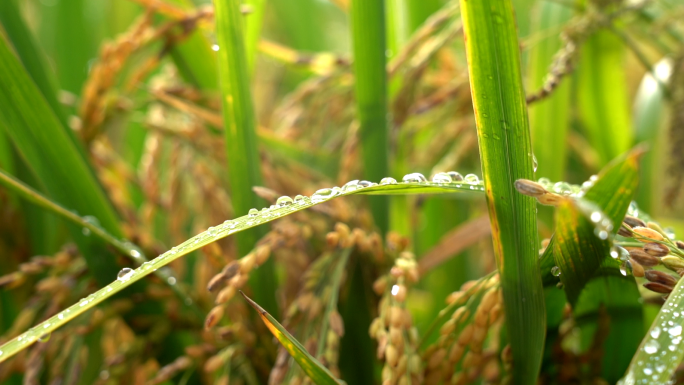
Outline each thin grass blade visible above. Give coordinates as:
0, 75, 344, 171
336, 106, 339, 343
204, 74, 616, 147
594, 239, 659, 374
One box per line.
241, 291, 345, 385
459, 0, 545, 382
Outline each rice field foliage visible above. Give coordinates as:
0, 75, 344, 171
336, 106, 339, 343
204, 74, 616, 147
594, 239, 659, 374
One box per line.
0, 0, 683, 384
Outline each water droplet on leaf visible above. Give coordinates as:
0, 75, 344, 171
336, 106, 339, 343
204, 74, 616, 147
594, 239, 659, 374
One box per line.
644, 339, 660, 354
276, 196, 294, 207
380, 177, 397, 185
551, 266, 561, 277
431, 172, 452, 184
311, 188, 338, 202
342, 180, 360, 192
248, 208, 258, 217
38, 333, 51, 343
447, 171, 463, 181
464, 174, 480, 184
402, 173, 427, 183
117, 267, 134, 281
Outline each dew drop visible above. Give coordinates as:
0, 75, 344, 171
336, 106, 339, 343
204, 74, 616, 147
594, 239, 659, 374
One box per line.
130, 249, 141, 258
358, 180, 372, 188
431, 172, 452, 184
38, 333, 51, 343
294, 195, 305, 204
82, 227, 91, 236
117, 267, 134, 281
643, 367, 653, 375
167, 277, 177, 285
402, 173, 427, 183
551, 266, 561, 277
311, 188, 338, 202
464, 174, 480, 184
644, 339, 660, 354
212, 44, 219, 51
446, 171, 463, 181
276, 196, 294, 207
651, 327, 661, 338
537, 178, 552, 188
248, 208, 258, 217
668, 325, 682, 336
553, 182, 573, 195
380, 177, 397, 185
391, 285, 399, 296
532, 154, 538, 172
628, 201, 640, 217
342, 180, 360, 192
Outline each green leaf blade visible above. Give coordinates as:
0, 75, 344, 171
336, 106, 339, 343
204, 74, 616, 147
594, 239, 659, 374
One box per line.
460, 0, 546, 383
241, 291, 344, 385
213, 0, 277, 314
0, 33, 124, 286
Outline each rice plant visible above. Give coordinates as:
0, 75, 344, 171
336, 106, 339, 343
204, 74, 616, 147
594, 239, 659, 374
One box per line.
0, 0, 683, 384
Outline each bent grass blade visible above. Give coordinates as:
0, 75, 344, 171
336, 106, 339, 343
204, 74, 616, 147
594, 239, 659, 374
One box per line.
0, 178, 484, 362
241, 291, 344, 385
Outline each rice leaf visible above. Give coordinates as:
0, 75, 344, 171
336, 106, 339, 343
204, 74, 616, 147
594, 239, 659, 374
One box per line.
0, 33, 124, 286
0, 178, 484, 362
633, 58, 672, 213
622, 275, 684, 384
350, 0, 389, 234
578, 30, 632, 166
527, 0, 574, 182
540, 148, 644, 285
546, 148, 644, 382
241, 291, 345, 385
459, 0, 545, 382
214, 0, 276, 313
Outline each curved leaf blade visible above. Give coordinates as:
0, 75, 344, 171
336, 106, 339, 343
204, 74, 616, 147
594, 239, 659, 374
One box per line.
0, 179, 483, 362
241, 291, 344, 385
550, 148, 643, 382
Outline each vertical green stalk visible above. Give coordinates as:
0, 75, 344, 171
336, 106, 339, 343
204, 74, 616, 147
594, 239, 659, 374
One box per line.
578, 30, 632, 166
527, 0, 573, 182
406, 0, 442, 33
350, 0, 389, 235
244, 0, 266, 70
213, 0, 277, 314
55, 0, 95, 95
460, 0, 545, 383
633, 58, 672, 214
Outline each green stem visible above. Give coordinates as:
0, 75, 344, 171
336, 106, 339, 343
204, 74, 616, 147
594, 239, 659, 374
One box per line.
213, 0, 278, 314
351, 0, 390, 235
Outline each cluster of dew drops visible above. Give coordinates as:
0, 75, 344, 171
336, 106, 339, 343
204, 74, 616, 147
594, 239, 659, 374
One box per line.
0, 171, 486, 359
114, 171, 483, 285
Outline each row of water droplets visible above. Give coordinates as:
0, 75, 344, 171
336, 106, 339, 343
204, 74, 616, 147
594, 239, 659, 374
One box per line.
0, 171, 484, 360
